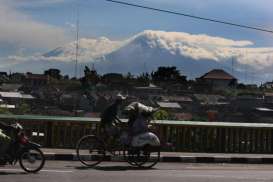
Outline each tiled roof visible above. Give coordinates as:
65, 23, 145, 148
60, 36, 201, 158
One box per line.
157, 102, 181, 109
0, 92, 34, 99
200, 69, 236, 80
0, 92, 22, 98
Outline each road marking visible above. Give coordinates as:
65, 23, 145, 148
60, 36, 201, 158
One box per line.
41, 169, 73, 173
0, 168, 73, 173
177, 174, 269, 180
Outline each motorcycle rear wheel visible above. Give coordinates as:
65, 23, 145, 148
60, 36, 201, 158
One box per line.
19, 147, 45, 173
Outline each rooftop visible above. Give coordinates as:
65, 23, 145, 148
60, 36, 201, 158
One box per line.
157, 102, 181, 109
200, 69, 236, 80
0, 92, 34, 99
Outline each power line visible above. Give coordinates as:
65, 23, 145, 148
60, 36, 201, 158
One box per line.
106, 0, 273, 34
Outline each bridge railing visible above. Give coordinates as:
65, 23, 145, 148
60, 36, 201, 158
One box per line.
0, 114, 273, 153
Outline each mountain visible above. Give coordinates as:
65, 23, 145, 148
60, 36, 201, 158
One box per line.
5, 30, 273, 82
43, 37, 124, 62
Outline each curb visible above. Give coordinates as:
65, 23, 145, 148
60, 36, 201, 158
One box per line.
44, 153, 273, 164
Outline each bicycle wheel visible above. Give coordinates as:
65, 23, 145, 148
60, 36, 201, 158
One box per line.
76, 135, 105, 167
19, 147, 45, 173
123, 148, 138, 166
132, 145, 160, 168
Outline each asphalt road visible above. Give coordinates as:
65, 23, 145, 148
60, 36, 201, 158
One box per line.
2, 161, 273, 182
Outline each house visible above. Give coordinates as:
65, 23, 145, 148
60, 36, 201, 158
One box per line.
262, 82, 273, 89
0, 72, 8, 83
194, 94, 228, 106
9, 73, 26, 83
0, 91, 35, 107
25, 73, 49, 88
160, 95, 193, 113
264, 92, 273, 104
230, 94, 264, 114
0, 83, 22, 92
248, 107, 273, 123
132, 83, 164, 97
197, 69, 237, 91
157, 101, 182, 112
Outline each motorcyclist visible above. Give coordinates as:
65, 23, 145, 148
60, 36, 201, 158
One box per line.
100, 93, 126, 139
0, 122, 12, 158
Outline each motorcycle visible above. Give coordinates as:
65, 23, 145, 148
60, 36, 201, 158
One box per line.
0, 123, 45, 173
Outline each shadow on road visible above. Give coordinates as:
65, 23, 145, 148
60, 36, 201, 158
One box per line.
75, 165, 157, 171
0, 172, 27, 175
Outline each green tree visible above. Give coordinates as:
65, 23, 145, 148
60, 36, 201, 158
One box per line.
81, 65, 100, 89
0, 107, 11, 114
17, 102, 31, 114
153, 109, 170, 120
151, 66, 186, 83
137, 72, 150, 86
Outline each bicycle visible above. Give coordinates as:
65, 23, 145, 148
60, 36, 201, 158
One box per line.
76, 122, 160, 168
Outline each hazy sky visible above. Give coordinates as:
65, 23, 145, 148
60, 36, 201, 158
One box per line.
1, 0, 273, 57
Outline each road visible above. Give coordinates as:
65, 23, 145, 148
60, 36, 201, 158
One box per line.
2, 161, 273, 182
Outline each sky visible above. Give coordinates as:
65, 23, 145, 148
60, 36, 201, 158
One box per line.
0, 0, 273, 76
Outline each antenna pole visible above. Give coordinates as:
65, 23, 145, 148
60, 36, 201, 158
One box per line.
74, 3, 80, 79
73, 3, 80, 116
232, 56, 234, 76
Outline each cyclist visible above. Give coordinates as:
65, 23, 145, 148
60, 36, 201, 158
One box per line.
100, 94, 126, 139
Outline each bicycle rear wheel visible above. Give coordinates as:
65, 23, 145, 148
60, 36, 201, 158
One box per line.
19, 147, 45, 173
76, 135, 105, 167
131, 145, 160, 168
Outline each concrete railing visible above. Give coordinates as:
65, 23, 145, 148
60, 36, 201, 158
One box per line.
1, 114, 273, 153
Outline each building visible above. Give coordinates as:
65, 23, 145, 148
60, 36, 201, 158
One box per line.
0, 91, 35, 108
25, 73, 49, 88
197, 69, 237, 91
262, 82, 273, 89
0, 83, 22, 92
157, 101, 182, 113
9, 73, 26, 83
132, 83, 164, 97
0, 72, 8, 83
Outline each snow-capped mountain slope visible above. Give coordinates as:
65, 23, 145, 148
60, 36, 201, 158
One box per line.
5, 30, 273, 82
43, 37, 124, 62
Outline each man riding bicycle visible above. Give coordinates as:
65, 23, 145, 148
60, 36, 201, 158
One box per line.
100, 94, 126, 139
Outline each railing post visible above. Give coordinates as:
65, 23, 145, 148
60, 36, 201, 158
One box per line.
46, 121, 52, 147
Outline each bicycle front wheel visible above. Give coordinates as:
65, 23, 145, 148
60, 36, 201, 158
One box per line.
76, 135, 105, 167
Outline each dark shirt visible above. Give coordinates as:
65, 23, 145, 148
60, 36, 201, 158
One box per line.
100, 102, 119, 126
0, 122, 9, 131
0, 122, 13, 137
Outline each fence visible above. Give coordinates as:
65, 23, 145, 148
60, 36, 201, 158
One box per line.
1, 114, 273, 153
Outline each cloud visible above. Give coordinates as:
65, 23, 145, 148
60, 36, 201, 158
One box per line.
131, 30, 273, 71
140, 30, 253, 48
4, 30, 273, 80
8, 0, 68, 7
65, 22, 76, 29
0, 0, 68, 50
